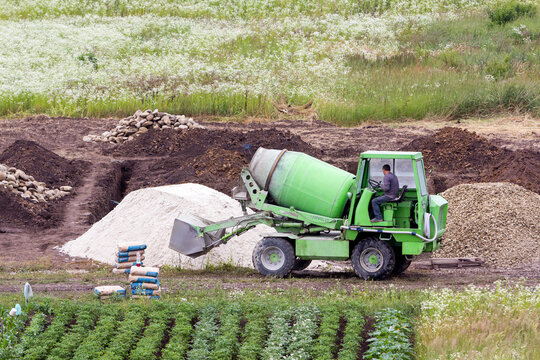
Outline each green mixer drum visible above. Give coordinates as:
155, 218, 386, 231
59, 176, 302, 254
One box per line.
249, 148, 355, 218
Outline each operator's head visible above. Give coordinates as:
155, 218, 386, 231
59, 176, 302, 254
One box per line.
382, 164, 391, 175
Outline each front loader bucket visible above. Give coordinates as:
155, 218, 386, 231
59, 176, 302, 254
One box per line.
169, 214, 225, 258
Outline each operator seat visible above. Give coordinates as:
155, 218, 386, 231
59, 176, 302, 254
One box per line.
388, 185, 408, 203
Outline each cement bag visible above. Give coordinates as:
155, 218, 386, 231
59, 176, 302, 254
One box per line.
130, 266, 159, 277
112, 268, 131, 274
131, 282, 160, 290
132, 295, 160, 300
117, 255, 145, 263
131, 288, 161, 296
94, 285, 126, 297
129, 275, 159, 284
116, 262, 143, 269
117, 243, 147, 252
117, 250, 145, 258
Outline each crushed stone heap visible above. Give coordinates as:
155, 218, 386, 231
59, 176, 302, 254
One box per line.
83, 109, 205, 144
0, 163, 72, 203
61, 183, 271, 268
434, 182, 540, 268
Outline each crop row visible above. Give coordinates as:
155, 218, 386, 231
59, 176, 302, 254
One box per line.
2, 301, 416, 360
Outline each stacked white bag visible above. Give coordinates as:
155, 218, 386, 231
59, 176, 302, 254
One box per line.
114, 243, 146, 273
129, 266, 161, 300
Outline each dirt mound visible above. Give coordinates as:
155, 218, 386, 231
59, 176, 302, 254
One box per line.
434, 182, 540, 268
402, 127, 540, 194
109, 128, 322, 158
0, 187, 59, 229
113, 128, 323, 194
0, 140, 88, 188
402, 127, 504, 172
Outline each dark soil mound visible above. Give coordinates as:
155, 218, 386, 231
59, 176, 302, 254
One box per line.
0, 140, 88, 188
109, 128, 322, 159
112, 127, 325, 194
0, 188, 60, 229
402, 127, 505, 172
402, 127, 540, 194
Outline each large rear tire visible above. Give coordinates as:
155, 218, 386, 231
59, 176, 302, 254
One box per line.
292, 259, 312, 271
392, 254, 412, 275
252, 237, 295, 277
351, 237, 395, 280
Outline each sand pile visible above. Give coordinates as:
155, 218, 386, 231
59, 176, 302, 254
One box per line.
61, 183, 272, 268
434, 182, 540, 267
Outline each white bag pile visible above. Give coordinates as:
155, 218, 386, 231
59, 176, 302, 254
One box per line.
94, 285, 126, 299
114, 243, 147, 273
129, 266, 161, 300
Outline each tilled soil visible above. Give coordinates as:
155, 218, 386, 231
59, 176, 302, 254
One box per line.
0, 115, 539, 285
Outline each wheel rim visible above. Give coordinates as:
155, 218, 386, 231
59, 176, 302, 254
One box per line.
359, 247, 383, 272
260, 246, 285, 270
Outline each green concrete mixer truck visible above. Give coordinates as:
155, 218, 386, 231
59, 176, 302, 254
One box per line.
169, 148, 448, 280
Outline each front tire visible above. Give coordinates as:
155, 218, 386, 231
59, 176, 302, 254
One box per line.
351, 237, 395, 280
252, 237, 295, 277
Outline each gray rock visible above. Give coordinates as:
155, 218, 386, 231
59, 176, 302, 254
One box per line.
146, 114, 154, 121
142, 120, 153, 128
137, 127, 148, 134
6, 174, 16, 182
0, 172, 5, 181
60, 186, 72, 192
179, 125, 188, 130
162, 115, 171, 125
0, 164, 8, 172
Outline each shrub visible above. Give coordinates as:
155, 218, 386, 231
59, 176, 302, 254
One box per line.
486, 55, 513, 80
488, 1, 537, 25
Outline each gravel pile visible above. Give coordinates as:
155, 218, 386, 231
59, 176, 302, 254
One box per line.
83, 109, 205, 144
434, 182, 540, 268
0, 163, 72, 203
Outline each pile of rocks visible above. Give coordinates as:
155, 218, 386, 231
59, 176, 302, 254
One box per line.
434, 182, 540, 268
83, 109, 205, 144
0, 164, 72, 203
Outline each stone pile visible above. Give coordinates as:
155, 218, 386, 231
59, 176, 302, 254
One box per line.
434, 182, 540, 268
0, 163, 72, 203
83, 109, 205, 144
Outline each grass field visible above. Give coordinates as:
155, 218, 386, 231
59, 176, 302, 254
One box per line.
0, 281, 538, 359
0, 0, 538, 123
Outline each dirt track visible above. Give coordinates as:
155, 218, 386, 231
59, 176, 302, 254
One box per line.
0, 115, 539, 289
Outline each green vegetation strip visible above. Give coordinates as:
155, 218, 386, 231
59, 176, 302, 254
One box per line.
186, 305, 219, 360
98, 304, 147, 360
262, 309, 292, 360
237, 304, 269, 360
71, 305, 122, 360
161, 303, 196, 360
364, 308, 413, 360
48, 303, 100, 360
312, 306, 341, 360
22, 303, 75, 360
209, 304, 242, 360
287, 306, 319, 359
337, 309, 365, 360
130, 303, 172, 360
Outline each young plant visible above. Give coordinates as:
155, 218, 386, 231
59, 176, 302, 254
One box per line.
237, 304, 268, 360
71, 305, 122, 360
130, 303, 172, 360
364, 308, 413, 360
161, 303, 196, 360
262, 309, 292, 360
3, 312, 46, 359
48, 303, 100, 360
98, 304, 147, 360
337, 309, 365, 360
209, 303, 242, 360
23, 303, 76, 360
286, 305, 319, 359
312, 306, 340, 360
186, 305, 219, 360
